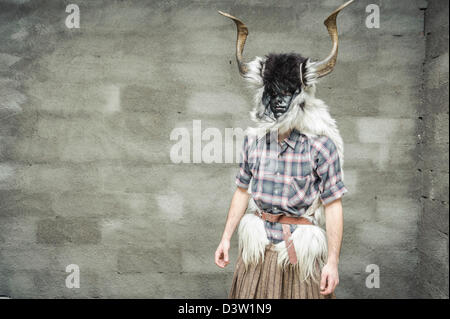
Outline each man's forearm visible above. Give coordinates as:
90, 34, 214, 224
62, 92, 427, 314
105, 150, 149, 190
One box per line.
221, 187, 250, 241
324, 198, 344, 265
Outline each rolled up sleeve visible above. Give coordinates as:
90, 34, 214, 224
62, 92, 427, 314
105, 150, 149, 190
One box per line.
235, 135, 253, 189
314, 137, 348, 205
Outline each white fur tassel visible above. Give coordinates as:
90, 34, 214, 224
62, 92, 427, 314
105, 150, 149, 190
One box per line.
274, 225, 328, 283
238, 214, 269, 268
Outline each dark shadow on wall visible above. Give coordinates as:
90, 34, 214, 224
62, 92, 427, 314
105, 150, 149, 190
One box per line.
417, 0, 449, 299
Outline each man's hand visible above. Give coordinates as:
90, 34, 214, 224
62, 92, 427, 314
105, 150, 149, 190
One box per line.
320, 262, 339, 295
215, 239, 230, 268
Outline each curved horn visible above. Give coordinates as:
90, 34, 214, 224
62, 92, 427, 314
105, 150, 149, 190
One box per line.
218, 11, 249, 76
313, 0, 354, 78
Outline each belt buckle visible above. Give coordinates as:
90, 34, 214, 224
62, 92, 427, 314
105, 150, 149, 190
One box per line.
256, 210, 263, 218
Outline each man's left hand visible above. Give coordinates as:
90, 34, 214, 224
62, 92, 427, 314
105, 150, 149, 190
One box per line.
320, 262, 339, 295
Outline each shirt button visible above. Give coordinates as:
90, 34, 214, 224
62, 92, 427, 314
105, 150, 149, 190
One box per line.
276, 172, 280, 176
274, 190, 278, 194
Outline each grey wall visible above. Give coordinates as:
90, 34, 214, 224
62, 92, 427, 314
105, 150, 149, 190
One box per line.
417, 0, 449, 299
0, 0, 447, 298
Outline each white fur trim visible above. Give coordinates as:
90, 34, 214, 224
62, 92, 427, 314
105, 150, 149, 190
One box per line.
303, 58, 319, 87
243, 56, 266, 88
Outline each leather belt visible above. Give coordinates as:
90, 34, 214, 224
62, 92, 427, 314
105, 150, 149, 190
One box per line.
255, 211, 313, 265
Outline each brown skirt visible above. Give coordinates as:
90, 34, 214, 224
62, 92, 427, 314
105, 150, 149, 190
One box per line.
228, 244, 335, 299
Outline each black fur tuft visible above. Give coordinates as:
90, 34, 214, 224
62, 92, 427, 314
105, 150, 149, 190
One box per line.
262, 53, 307, 94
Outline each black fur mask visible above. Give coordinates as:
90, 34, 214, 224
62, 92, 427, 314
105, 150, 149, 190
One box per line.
262, 53, 307, 119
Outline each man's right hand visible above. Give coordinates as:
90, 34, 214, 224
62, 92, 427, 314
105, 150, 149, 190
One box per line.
215, 239, 230, 268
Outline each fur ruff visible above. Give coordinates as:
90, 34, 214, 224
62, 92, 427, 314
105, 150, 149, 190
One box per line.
244, 57, 345, 180
274, 224, 327, 282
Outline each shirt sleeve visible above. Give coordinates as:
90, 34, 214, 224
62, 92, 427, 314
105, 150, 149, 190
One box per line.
235, 134, 253, 189
313, 136, 348, 205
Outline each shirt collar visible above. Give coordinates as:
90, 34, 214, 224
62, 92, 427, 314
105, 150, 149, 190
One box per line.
285, 128, 302, 149
265, 128, 303, 149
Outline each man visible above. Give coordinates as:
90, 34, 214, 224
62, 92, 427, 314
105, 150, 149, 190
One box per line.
216, 127, 345, 298
214, 1, 352, 299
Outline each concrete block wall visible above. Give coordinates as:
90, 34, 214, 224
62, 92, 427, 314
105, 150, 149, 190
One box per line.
417, 0, 449, 299
0, 0, 446, 298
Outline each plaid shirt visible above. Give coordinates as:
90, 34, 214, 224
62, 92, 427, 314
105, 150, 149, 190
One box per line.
236, 128, 348, 244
